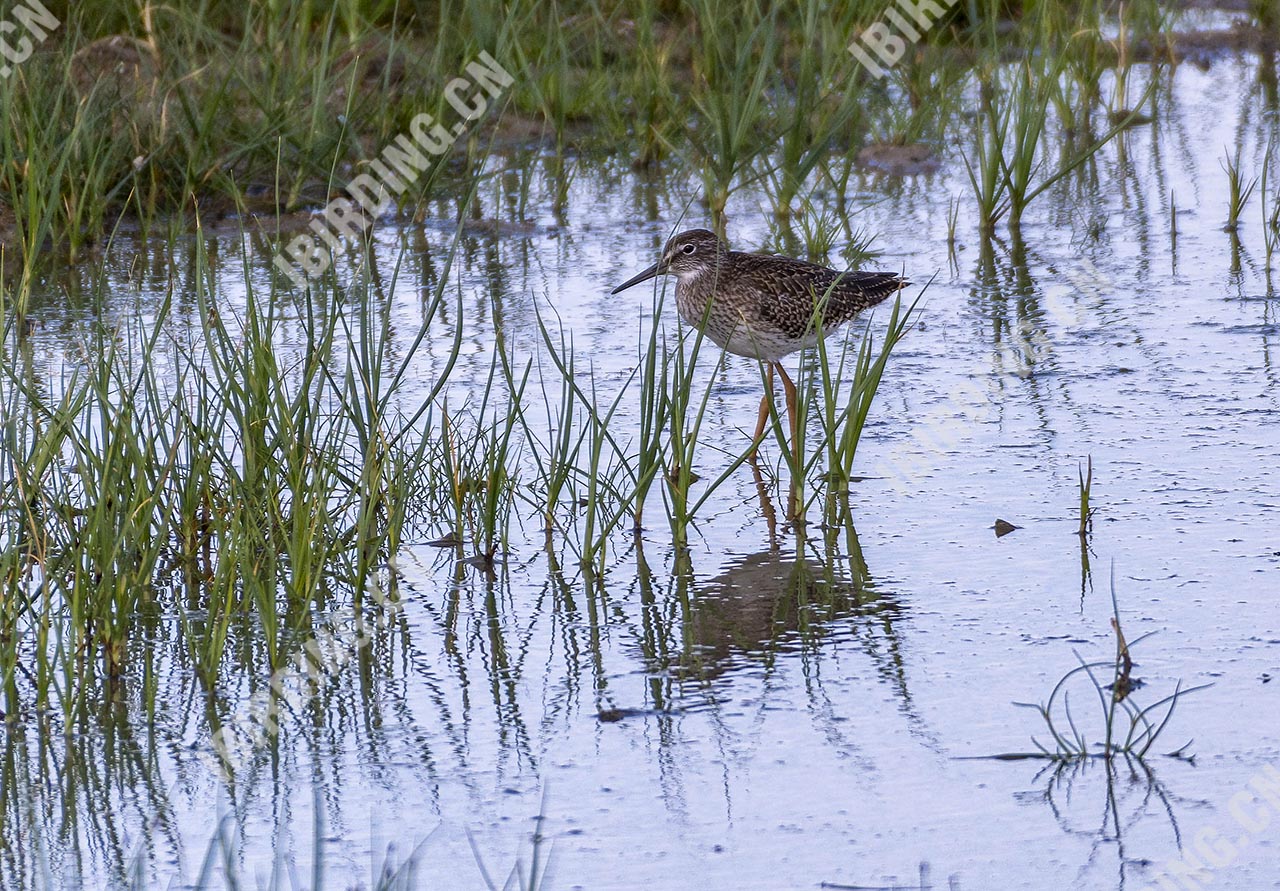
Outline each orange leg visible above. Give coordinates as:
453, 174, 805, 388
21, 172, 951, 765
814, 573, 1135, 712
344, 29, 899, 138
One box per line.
750, 363, 775, 459
776, 362, 801, 521
776, 363, 798, 448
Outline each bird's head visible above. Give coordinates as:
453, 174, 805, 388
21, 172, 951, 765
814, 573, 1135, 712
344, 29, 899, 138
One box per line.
610, 228, 727, 294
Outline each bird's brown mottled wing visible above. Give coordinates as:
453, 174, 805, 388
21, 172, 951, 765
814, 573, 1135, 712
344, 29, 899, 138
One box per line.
821, 270, 908, 328
740, 256, 906, 341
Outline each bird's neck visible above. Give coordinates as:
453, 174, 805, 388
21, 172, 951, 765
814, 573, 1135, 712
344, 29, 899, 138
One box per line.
679, 257, 728, 289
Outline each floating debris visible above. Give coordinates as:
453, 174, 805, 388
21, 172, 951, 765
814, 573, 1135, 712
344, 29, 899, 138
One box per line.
993, 519, 1020, 538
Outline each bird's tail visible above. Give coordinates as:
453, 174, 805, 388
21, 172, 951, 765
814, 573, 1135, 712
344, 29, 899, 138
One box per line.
841, 271, 909, 311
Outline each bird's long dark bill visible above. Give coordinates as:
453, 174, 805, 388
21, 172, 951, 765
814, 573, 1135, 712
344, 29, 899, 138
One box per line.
610, 262, 661, 294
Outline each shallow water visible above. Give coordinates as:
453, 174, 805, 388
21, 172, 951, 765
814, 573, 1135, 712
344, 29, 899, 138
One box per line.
5, 48, 1280, 891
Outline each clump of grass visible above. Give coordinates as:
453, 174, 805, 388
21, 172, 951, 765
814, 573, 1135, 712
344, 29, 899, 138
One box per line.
659, 302, 717, 550
628, 289, 672, 533
760, 0, 872, 221
557, 362, 631, 569
448, 347, 527, 569
523, 313, 588, 539
524, 302, 636, 570
0, 222, 459, 721
771, 201, 881, 269
1077, 455, 1094, 537
1008, 578, 1209, 762
790, 202, 844, 262
751, 282, 919, 525
0, 0, 1188, 279
815, 292, 920, 505
962, 3, 1158, 237
684, 1, 777, 224
1222, 148, 1258, 233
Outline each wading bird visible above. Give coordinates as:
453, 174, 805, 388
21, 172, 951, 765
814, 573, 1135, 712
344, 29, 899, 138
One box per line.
611, 228, 907, 457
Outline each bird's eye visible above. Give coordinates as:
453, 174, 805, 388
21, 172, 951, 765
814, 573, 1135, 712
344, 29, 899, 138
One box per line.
681, 243, 696, 254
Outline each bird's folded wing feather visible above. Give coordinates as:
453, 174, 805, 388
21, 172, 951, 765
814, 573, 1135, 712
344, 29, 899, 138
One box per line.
752, 264, 906, 340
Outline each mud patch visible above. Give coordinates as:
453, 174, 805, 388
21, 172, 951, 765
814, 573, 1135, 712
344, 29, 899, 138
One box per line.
857, 142, 942, 176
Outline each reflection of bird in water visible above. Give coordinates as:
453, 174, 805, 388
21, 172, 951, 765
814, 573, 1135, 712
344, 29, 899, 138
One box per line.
682, 551, 829, 678
614, 518, 938, 751
680, 543, 906, 687
671, 542, 931, 750
678, 480, 908, 692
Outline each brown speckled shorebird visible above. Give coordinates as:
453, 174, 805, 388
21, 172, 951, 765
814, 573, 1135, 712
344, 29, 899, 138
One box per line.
611, 228, 907, 455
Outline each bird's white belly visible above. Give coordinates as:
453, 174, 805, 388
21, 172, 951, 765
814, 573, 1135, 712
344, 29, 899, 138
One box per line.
705, 319, 811, 362
677, 286, 812, 362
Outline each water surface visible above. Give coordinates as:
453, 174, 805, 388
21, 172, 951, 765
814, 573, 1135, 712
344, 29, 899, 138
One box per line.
4, 47, 1280, 891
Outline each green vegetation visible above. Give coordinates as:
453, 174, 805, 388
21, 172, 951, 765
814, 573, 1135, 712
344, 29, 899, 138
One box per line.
1223, 147, 1259, 233
1077, 455, 1094, 537
0, 214, 910, 882
0, 221, 452, 717
1010, 581, 1210, 762
0, 221, 909, 722
0, 0, 1244, 884
2, 0, 1193, 279
0, 0, 1209, 754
